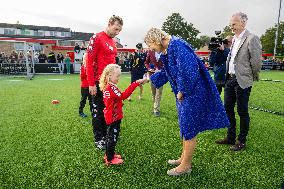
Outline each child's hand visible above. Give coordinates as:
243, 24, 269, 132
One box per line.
136, 78, 148, 85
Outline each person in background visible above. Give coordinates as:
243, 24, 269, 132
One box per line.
9, 51, 18, 63
38, 52, 47, 63
74, 43, 81, 54
128, 43, 147, 101
48, 51, 56, 63
144, 49, 164, 117
209, 36, 233, 94
18, 51, 25, 64
34, 52, 39, 63
57, 52, 65, 74
79, 53, 92, 118
64, 54, 71, 74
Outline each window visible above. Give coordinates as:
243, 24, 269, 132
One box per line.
14, 43, 43, 51
58, 40, 71, 46
38, 31, 44, 36
25, 30, 31, 35
4, 28, 16, 35
34, 44, 43, 51
65, 32, 71, 37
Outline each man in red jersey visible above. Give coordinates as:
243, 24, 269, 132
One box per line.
86, 15, 123, 150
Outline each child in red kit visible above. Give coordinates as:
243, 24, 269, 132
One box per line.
99, 64, 147, 165
79, 53, 92, 118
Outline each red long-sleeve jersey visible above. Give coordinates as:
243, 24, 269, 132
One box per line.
103, 82, 140, 125
86, 31, 117, 86
80, 65, 88, 88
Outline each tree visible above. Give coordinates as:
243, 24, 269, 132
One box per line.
162, 13, 201, 49
220, 25, 234, 38
198, 35, 211, 47
261, 21, 284, 54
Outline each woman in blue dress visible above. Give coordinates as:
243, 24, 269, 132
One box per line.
144, 28, 229, 176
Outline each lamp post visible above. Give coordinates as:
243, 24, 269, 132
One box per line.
273, 0, 283, 58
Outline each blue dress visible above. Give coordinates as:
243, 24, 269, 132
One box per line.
151, 36, 229, 140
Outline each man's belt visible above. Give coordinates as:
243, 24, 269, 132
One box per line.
228, 73, 236, 79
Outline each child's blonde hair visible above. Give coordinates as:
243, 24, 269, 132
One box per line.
99, 64, 121, 91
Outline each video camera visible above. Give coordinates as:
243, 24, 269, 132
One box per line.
208, 31, 229, 51
136, 43, 143, 49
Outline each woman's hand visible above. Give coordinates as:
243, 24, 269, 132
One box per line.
177, 91, 183, 102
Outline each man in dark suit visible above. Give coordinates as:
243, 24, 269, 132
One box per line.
216, 12, 262, 151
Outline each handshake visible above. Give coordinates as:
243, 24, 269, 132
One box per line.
136, 78, 149, 85
136, 74, 150, 85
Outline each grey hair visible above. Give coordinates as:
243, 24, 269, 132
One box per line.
232, 12, 248, 23
144, 28, 170, 46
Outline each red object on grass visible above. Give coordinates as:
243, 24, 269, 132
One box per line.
51, 100, 60, 104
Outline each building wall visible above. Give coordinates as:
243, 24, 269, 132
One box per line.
0, 41, 16, 55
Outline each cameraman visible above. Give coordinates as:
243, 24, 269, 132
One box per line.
209, 36, 232, 94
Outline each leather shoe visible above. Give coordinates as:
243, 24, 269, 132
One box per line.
230, 142, 246, 151
167, 168, 192, 176
215, 138, 235, 145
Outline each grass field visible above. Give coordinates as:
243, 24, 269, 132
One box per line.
0, 71, 283, 189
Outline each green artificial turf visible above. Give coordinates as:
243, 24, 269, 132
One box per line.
0, 71, 283, 189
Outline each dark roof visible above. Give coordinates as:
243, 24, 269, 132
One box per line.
70, 32, 93, 41
0, 34, 63, 40
0, 32, 93, 41
0, 23, 123, 47
0, 23, 70, 32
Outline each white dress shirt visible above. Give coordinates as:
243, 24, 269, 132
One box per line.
228, 29, 247, 74
155, 52, 161, 61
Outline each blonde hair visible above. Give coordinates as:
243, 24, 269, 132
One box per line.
99, 64, 121, 91
144, 28, 170, 46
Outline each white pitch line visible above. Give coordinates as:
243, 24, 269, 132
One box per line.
47, 79, 64, 81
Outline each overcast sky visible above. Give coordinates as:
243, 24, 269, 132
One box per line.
0, 0, 283, 48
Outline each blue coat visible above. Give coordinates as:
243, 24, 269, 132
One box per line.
151, 36, 229, 140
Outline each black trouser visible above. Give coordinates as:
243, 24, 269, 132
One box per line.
106, 120, 121, 161
79, 87, 92, 114
224, 77, 252, 144
91, 83, 107, 142
215, 80, 225, 95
